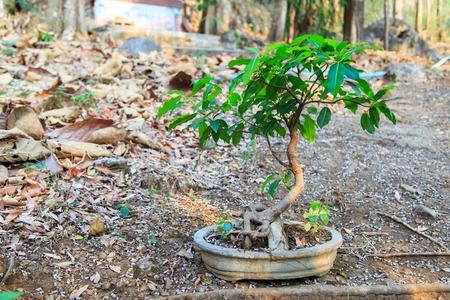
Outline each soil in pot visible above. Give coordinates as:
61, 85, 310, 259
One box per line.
205, 224, 332, 251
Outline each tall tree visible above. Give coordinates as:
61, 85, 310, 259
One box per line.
384, 0, 390, 50
269, 0, 288, 41
47, 0, 87, 40
393, 0, 403, 19
415, 0, 422, 36
343, 0, 364, 42
0, 0, 5, 18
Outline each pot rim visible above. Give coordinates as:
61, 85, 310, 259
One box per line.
194, 225, 343, 260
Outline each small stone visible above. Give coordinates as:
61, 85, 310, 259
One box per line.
100, 282, 111, 290
414, 204, 438, 219
400, 184, 422, 195
117, 37, 161, 56
133, 256, 155, 278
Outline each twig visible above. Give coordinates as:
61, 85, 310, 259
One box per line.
265, 136, 290, 169
0, 256, 14, 285
370, 252, 450, 258
377, 211, 448, 250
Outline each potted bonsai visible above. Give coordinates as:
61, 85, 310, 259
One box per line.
158, 35, 396, 281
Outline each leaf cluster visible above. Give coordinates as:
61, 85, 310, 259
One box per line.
303, 200, 331, 234
158, 34, 396, 156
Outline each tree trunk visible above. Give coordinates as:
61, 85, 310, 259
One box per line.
77, 0, 87, 36
415, 0, 422, 36
393, 0, 403, 19
269, 0, 288, 41
343, 0, 364, 42
0, 0, 5, 18
384, 0, 390, 50
242, 129, 305, 249
47, 0, 64, 36
424, 0, 431, 39
61, 0, 78, 41
216, 0, 231, 35
203, 2, 216, 34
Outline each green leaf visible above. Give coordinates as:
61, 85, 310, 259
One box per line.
167, 90, 184, 95
228, 92, 240, 106
260, 174, 275, 193
168, 113, 196, 129
300, 115, 316, 143
192, 76, 212, 96
242, 56, 260, 84
228, 58, 251, 68
357, 79, 374, 97
343, 64, 360, 80
311, 200, 321, 210
320, 214, 330, 225
231, 123, 244, 146
157, 96, 182, 118
368, 107, 380, 128
304, 222, 312, 231
378, 102, 397, 124
268, 179, 281, 198
317, 107, 332, 128
326, 62, 344, 96
361, 113, 375, 134
246, 47, 260, 54
229, 73, 243, 92
374, 84, 395, 100
210, 120, 220, 133
0, 291, 24, 300
119, 205, 131, 218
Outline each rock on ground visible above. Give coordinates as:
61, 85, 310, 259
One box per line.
117, 37, 162, 56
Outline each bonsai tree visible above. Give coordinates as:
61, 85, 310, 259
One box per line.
158, 34, 396, 249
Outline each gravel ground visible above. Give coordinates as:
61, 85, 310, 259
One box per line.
1, 65, 449, 299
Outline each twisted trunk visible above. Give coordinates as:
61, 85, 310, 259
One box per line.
242, 129, 305, 250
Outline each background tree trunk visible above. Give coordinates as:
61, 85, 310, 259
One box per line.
203, 2, 216, 34
0, 0, 5, 18
384, 0, 389, 50
415, 0, 422, 36
424, 0, 431, 39
269, 0, 288, 41
216, 0, 231, 35
343, 0, 364, 42
393, 0, 403, 19
61, 0, 78, 41
47, 0, 64, 36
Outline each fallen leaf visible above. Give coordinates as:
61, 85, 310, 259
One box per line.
69, 284, 89, 300
109, 265, 121, 273
177, 248, 193, 260
55, 261, 73, 268
7, 107, 45, 140
39, 106, 81, 123
45, 154, 64, 174
0, 72, 13, 86
90, 272, 101, 283
47, 139, 112, 158
48, 119, 114, 141
89, 215, 106, 236
0, 129, 50, 163
44, 252, 62, 260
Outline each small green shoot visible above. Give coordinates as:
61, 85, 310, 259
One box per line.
71, 91, 97, 108
148, 235, 158, 245
216, 213, 233, 238
0, 290, 24, 300
39, 31, 55, 42
117, 204, 131, 218
303, 200, 331, 234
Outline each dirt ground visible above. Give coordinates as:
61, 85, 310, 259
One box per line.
1, 51, 449, 298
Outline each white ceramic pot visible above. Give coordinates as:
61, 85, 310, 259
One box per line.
193, 225, 343, 281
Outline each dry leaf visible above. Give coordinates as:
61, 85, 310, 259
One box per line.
177, 248, 193, 260
109, 265, 121, 273
127, 131, 161, 151
7, 106, 45, 140
0, 164, 8, 178
55, 261, 73, 268
90, 272, 101, 284
0, 73, 13, 86
0, 129, 50, 163
69, 284, 89, 300
45, 154, 64, 174
47, 139, 112, 158
49, 119, 114, 141
85, 127, 127, 145
39, 106, 81, 123
89, 215, 106, 236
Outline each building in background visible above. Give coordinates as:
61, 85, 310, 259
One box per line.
94, 0, 183, 31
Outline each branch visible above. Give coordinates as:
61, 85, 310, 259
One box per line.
377, 211, 448, 250
265, 135, 290, 169
369, 252, 450, 258
306, 97, 371, 108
